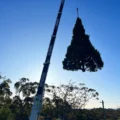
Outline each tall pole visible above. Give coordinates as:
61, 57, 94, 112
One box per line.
29, 0, 65, 120
102, 100, 106, 120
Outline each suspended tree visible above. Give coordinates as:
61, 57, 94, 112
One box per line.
63, 17, 104, 72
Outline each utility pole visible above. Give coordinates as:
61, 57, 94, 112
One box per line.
29, 0, 65, 120
101, 100, 106, 120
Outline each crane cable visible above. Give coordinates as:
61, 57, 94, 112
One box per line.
76, 0, 79, 17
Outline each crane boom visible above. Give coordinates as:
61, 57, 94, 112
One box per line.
29, 0, 65, 120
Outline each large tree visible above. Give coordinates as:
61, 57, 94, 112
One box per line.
0, 74, 14, 120
63, 17, 104, 72
10, 77, 39, 120
0, 75, 12, 106
44, 81, 99, 119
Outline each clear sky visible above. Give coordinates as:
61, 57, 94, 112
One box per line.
0, 0, 120, 108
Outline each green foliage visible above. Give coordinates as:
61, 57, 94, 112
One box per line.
0, 76, 12, 97
12, 78, 39, 119
0, 74, 39, 120
0, 106, 14, 120
63, 17, 104, 72
1, 74, 120, 120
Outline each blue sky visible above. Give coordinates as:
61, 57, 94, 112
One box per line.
0, 0, 120, 108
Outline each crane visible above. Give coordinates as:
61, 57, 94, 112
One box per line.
29, 0, 65, 120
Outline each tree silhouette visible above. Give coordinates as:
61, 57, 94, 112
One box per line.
63, 17, 104, 72
13, 78, 38, 120
14, 77, 38, 97
44, 81, 99, 119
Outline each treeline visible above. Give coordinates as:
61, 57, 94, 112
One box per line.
0, 74, 119, 120
74, 108, 120, 120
